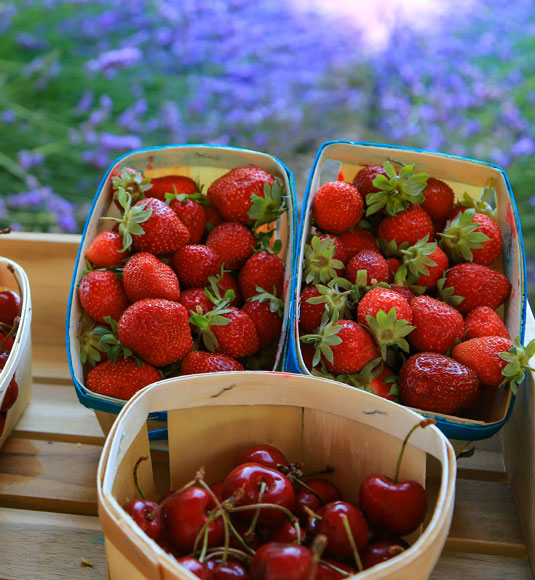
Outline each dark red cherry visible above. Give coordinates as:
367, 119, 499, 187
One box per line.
206, 556, 249, 579
316, 559, 356, 579
177, 557, 214, 579
0, 290, 21, 326
267, 521, 305, 544
234, 444, 290, 470
123, 499, 163, 541
361, 538, 408, 569
249, 542, 313, 580
294, 478, 342, 526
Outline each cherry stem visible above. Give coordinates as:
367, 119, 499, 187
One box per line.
203, 547, 252, 565
229, 502, 298, 526
341, 514, 363, 572
0, 317, 19, 355
393, 418, 435, 483
318, 559, 353, 577
245, 479, 267, 543
301, 465, 335, 478
133, 455, 149, 501
196, 478, 231, 564
308, 534, 327, 580
292, 478, 326, 505
225, 518, 257, 556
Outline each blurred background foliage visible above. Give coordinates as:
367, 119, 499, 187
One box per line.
0, 0, 533, 294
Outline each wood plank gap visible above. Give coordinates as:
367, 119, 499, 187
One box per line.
0, 495, 97, 517
11, 429, 105, 446
456, 468, 509, 483
445, 537, 528, 558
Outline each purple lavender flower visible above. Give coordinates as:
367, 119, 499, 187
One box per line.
17, 149, 45, 171
86, 46, 143, 77
98, 133, 142, 151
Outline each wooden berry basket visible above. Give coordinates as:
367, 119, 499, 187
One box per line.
284, 141, 527, 442
0, 257, 32, 450
97, 371, 456, 579
66, 144, 297, 433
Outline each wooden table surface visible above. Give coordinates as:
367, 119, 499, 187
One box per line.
0, 233, 533, 580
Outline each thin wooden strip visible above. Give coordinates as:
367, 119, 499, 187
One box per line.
445, 537, 527, 558
0, 507, 106, 580
0, 438, 100, 516
32, 342, 74, 383
431, 549, 532, 579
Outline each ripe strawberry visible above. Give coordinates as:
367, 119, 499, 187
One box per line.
303, 235, 345, 285
85, 231, 129, 268
148, 175, 198, 201
206, 222, 256, 271
200, 307, 259, 359
179, 288, 213, 316
342, 358, 399, 402
420, 177, 454, 221
169, 195, 206, 244
440, 262, 511, 315
78, 270, 129, 324
386, 257, 401, 282
87, 357, 161, 400
396, 238, 449, 289
469, 213, 503, 265
452, 336, 514, 387
299, 280, 352, 334
378, 205, 434, 249
399, 352, 479, 415
352, 165, 389, 199
312, 181, 363, 234
409, 296, 464, 354
242, 296, 283, 349
212, 271, 241, 308
389, 285, 415, 303
203, 202, 223, 232
181, 351, 244, 374
118, 299, 193, 367
299, 285, 326, 333
464, 306, 509, 340
413, 246, 448, 289
239, 250, 284, 300
207, 166, 275, 224
171, 245, 222, 288
122, 252, 180, 303
337, 227, 378, 262
111, 167, 152, 206
345, 250, 390, 286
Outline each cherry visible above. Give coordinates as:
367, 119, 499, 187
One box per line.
0, 290, 21, 326
311, 501, 369, 559
123, 499, 163, 541
177, 557, 214, 580
0, 378, 18, 412
234, 444, 290, 471
0, 412, 5, 437
206, 556, 249, 580
267, 520, 305, 544
222, 462, 296, 529
359, 419, 433, 537
294, 478, 342, 526
165, 486, 224, 553
228, 519, 262, 551
316, 559, 356, 579
0, 333, 13, 353
249, 542, 313, 580
361, 539, 408, 569
211, 480, 224, 502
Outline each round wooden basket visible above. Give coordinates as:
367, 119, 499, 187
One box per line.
97, 371, 456, 579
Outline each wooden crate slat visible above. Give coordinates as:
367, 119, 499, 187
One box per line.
431, 550, 532, 579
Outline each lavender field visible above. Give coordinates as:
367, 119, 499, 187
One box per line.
0, 0, 533, 291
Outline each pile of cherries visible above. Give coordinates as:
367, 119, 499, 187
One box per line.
123, 419, 433, 579
0, 288, 22, 438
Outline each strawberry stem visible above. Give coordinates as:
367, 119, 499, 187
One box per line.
393, 418, 435, 483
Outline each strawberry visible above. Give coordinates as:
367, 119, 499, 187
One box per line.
179, 288, 213, 316
203, 202, 223, 233
337, 227, 378, 262
439, 262, 511, 315
208, 269, 241, 308
78, 270, 129, 324
312, 181, 363, 234
168, 194, 207, 244
207, 166, 275, 224
303, 235, 345, 285
148, 175, 198, 201
180, 351, 244, 374
464, 306, 509, 340
377, 205, 434, 249
241, 292, 283, 349
171, 245, 222, 288
122, 252, 180, 303
206, 222, 256, 271
389, 285, 415, 303
299, 280, 352, 334
341, 358, 399, 402
420, 177, 454, 221
118, 299, 193, 367
386, 257, 401, 282
238, 250, 284, 301
352, 165, 389, 199
345, 250, 390, 286
395, 237, 449, 289
399, 353, 479, 415
409, 295, 464, 354
87, 357, 161, 400
111, 167, 152, 206
85, 231, 129, 268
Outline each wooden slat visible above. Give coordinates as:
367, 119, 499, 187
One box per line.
431, 550, 532, 579
33, 343, 73, 383
0, 508, 107, 580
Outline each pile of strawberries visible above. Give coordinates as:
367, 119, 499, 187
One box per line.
0, 288, 22, 436
77, 165, 287, 401
298, 161, 534, 419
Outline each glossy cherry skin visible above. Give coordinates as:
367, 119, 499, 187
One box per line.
222, 462, 295, 529
361, 538, 408, 569
0, 378, 18, 412
210, 480, 224, 502
123, 499, 163, 541
267, 521, 305, 544
0, 290, 21, 326
316, 559, 356, 579
234, 444, 290, 470
311, 501, 369, 559
206, 556, 249, 580
164, 486, 224, 552
177, 557, 214, 580
249, 542, 313, 580
228, 519, 262, 551
360, 474, 427, 537
294, 478, 342, 526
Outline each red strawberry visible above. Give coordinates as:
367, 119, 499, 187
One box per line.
78, 270, 129, 324
241, 298, 283, 349
413, 246, 448, 289
352, 165, 389, 199
171, 245, 222, 288
378, 205, 434, 249
464, 306, 509, 340
420, 177, 454, 221
312, 181, 363, 234
211, 271, 241, 308
181, 351, 244, 374
386, 257, 401, 282
399, 352, 479, 415
87, 357, 161, 400
85, 231, 129, 268
441, 262, 511, 315
203, 202, 223, 232
111, 167, 152, 206
345, 250, 390, 286
207, 166, 275, 224
122, 252, 180, 303
299, 285, 326, 333
169, 195, 206, 244
303, 235, 345, 285
469, 213, 503, 266
409, 296, 464, 354
452, 336, 513, 387
148, 175, 198, 201
206, 222, 256, 271
389, 285, 415, 303
337, 227, 378, 262
238, 251, 284, 301
118, 299, 193, 367
397, 238, 449, 290
210, 308, 260, 359
346, 358, 399, 402
179, 288, 213, 316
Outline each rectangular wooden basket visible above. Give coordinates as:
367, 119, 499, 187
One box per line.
284, 140, 527, 442
66, 144, 297, 430
0, 257, 32, 450
97, 371, 456, 580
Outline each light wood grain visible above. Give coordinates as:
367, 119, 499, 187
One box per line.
431, 550, 532, 579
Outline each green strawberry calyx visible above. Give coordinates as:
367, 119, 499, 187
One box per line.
304, 235, 344, 285
456, 179, 496, 218
89, 316, 143, 366
336, 357, 400, 401
206, 266, 237, 306
250, 286, 284, 317
164, 185, 208, 205
438, 208, 490, 263
305, 278, 353, 321
366, 161, 429, 217
499, 336, 535, 394
248, 180, 287, 228
111, 167, 152, 204
300, 311, 343, 368
436, 275, 465, 307
365, 307, 415, 361
189, 298, 232, 352
396, 235, 439, 286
